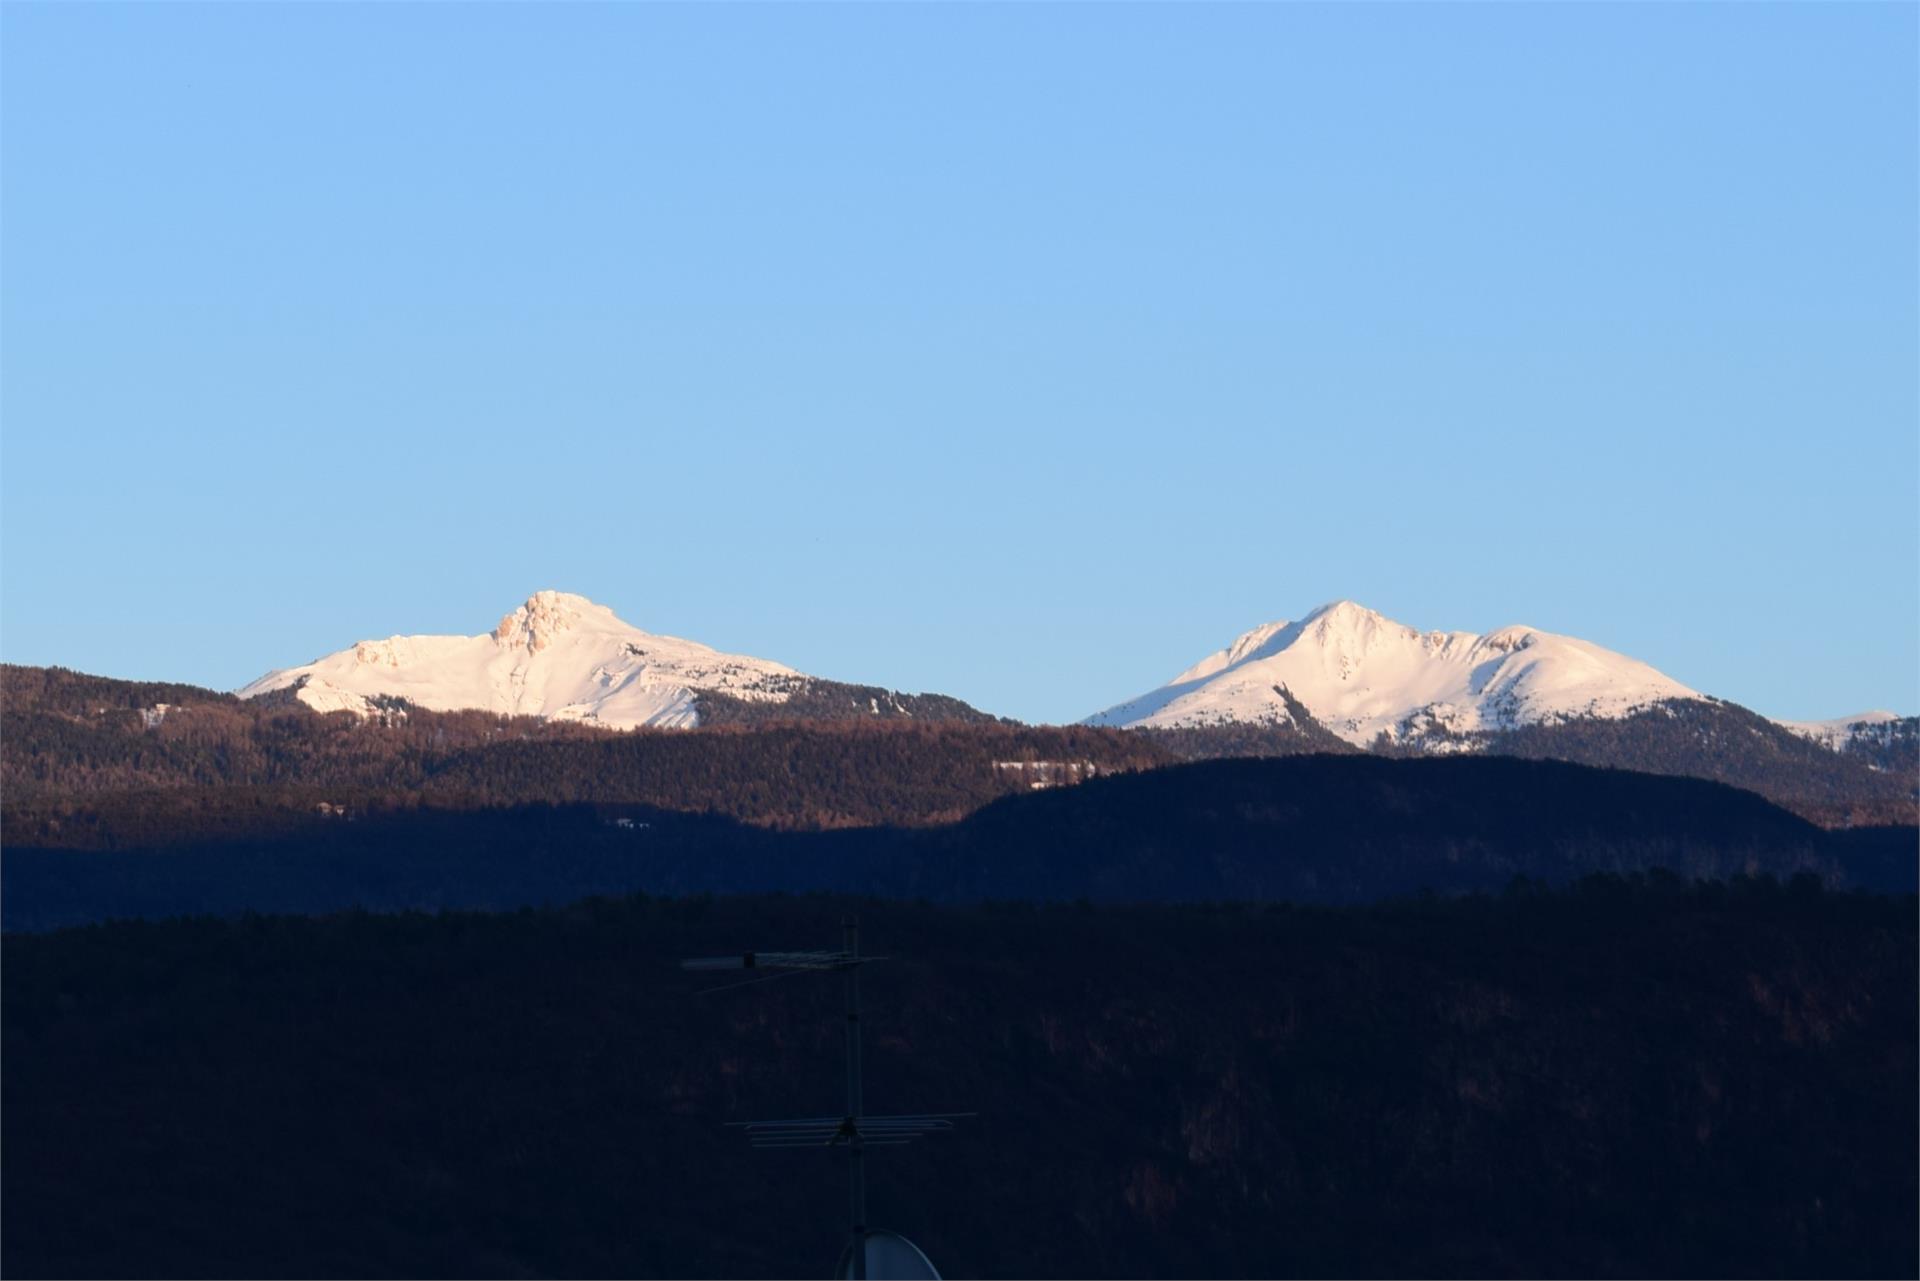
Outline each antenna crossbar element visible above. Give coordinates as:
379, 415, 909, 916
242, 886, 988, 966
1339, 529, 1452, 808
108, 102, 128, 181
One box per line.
680, 950, 885, 973
730, 1114, 973, 1131
732, 1114, 970, 1148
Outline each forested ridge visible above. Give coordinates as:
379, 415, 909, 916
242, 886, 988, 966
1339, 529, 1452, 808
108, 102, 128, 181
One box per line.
2, 666, 1169, 836
1480, 700, 1918, 828
692, 678, 1002, 727
5, 667, 1913, 847
5, 883, 1912, 1278
7, 756, 1913, 932
1140, 698, 1917, 827
1820, 714, 1917, 777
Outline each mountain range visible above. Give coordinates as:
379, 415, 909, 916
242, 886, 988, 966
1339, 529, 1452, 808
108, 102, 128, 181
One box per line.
4, 591, 1906, 834
240, 590, 1905, 749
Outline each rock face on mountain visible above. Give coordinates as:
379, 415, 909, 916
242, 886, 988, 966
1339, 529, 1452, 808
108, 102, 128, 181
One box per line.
1086, 600, 1702, 746
236, 591, 905, 729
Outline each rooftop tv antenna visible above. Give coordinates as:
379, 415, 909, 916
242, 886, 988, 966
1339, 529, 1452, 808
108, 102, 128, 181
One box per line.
682, 918, 967, 1280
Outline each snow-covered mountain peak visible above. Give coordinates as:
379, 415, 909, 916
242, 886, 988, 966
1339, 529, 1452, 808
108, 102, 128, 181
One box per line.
1190, 602, 1411, 687
1301, 600, 1418, 658
239, 592, 805, 729
1304, 598, 1390, 628
1087, 602, 1703, 744
493, 590, 610, 652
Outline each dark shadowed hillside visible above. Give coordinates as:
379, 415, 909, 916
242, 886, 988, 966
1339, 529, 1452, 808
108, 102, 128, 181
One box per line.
915, 754, 1870, 902
5, 886, 1913, 1279
7, 756, 1910, 931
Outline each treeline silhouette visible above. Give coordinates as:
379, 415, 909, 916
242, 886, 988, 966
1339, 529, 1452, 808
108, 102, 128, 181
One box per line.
8, 756, 1913, 932
3, 665, 1168, 836
5, 882, 1912, 1279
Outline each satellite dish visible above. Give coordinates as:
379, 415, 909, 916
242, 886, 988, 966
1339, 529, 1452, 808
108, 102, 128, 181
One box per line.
836, 1230, 942, 1281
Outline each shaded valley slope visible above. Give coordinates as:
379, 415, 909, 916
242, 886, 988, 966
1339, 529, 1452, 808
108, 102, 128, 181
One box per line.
5, 887, 1913, 1279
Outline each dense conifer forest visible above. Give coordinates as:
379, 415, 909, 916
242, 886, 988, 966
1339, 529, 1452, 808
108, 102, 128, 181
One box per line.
5, 884, 1912, 1279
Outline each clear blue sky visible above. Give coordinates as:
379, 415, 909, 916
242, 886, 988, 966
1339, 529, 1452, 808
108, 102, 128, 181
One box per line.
3, 3, 1914, 725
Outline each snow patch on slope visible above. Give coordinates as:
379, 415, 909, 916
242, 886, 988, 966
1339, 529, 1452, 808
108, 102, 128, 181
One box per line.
1774, 710, 1902, 751
237, 591, 804, 729
1086, 600, 1703, 745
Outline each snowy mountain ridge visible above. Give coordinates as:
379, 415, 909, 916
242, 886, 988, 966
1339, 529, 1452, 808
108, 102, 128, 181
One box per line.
238, 592, 1905, 746
1085, 600, 1708, 745
238, 591, 806, 729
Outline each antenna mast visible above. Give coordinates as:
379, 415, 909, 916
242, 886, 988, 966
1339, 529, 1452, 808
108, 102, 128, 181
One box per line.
682, 917, 966, 1280
843, 918, 868, 1279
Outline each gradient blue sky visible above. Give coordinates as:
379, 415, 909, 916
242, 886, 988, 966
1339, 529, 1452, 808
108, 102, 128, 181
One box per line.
3, 3, 1914, 725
